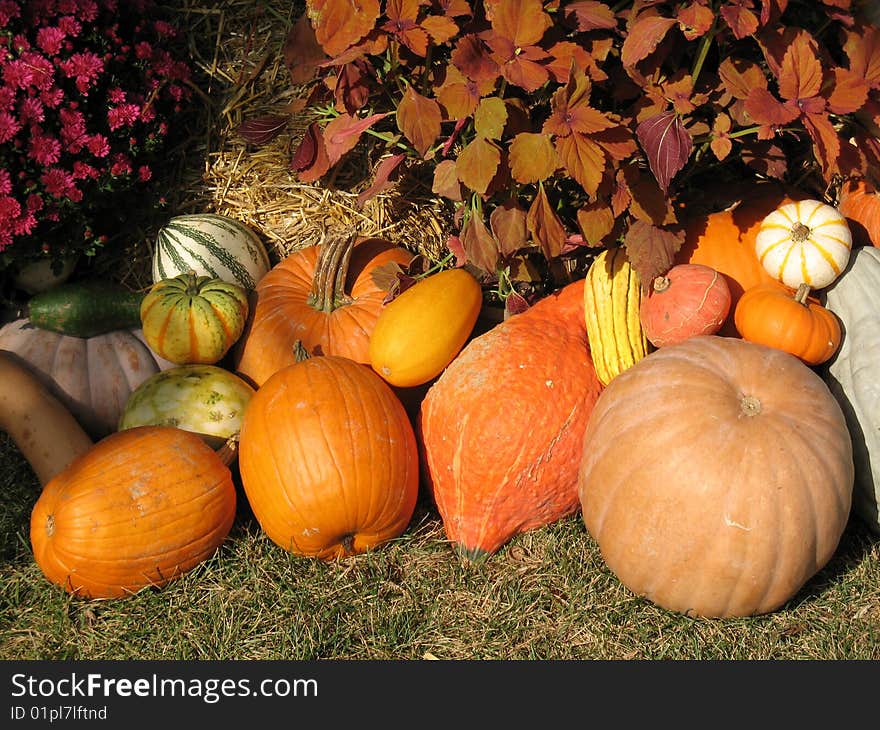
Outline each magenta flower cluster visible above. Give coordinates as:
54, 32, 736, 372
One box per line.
0, 0, 192, 262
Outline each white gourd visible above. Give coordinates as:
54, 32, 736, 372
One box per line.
823, 246, 880, 534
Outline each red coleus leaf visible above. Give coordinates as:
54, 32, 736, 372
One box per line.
778, 32, 822, 101
383, 0, 429, 57
432, 159, 464, 201
237, 114, 289, 146
827, 67, 869, 114
845, 26, 880, 89
719, 0, 759, 40
677, 1, 714, 41
357, 153, 406, 207
508, 132, 558, 183
490, 200, 529, 258
743, 87, 800, 125
564, 1, 618, 32
445, 234, 468, 267
306, 0, 381, 57
636, 111, 693, 194
334, 60, 372, 114
484, 0, 552, 48
740, 140, 788, 179
396, 86, 442, 157
623, 165, 678, 227
620, 15, 677, 67
623, 219, 685, 290
555, 133, 606, 197
370, 260, 407, 292
421, 15, 460, 44
718, 57, 767, 99
291, 122, 331, 182
452, 33, 501, 86
504, 290, 531, 318
437, 0, 472, 18
461, 211, 499, 274
577, 201, 615, 247
323, 112, 388, 165
527, 184, 566, 260
456, 137, 502, 194
283, 12, 327, 84
802, 110, 841, 182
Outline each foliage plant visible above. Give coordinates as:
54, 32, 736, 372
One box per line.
0, 0, 193, 278
257, 0, 880, 308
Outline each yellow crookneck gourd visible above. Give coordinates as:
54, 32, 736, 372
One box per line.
583, 247, 650, 386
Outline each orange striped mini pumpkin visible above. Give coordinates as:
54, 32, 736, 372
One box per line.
754, 199, 852, 290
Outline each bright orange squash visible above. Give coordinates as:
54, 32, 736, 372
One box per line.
30, 426, 236, 599
837, 177, 880, 249
238, 354, 419, 559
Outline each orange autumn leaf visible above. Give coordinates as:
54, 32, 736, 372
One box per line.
508, 132, 558, 184
555, 132, 605, 196
397, 86, 441, 157
490, 200, 529, 258
484, 0, 552, 47
778, 32, 822, 101
456, 137, 502, 194
527, 184, 566, 260
306, 0, 381, 57
620, 15, 677, 67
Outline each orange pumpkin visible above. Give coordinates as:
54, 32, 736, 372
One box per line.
234, 234, 413, 387
677, 186, 804, 334
734, 282, 841, 366
837, 177, 880, 249
418, 280, 604, 559
238, 354, 419, 559
30, 426, 236, 599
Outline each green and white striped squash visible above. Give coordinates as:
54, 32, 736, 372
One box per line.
823, 246, 880, 535
152, 213, 271, 290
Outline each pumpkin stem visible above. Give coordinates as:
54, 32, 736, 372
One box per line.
341, 533, 355, 555
292, 340, 311, 362
740, 394, 762, 417
216, 434, 238, 467
793, 282, 812, 305
791, 221, 811, 242
652, 275, 671, 293
307, 233, 356, 313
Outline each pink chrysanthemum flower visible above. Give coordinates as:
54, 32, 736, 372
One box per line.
18, 96, 45, 125
137, 165, 152, 182
107, 102, 140, 131
0, 111, 21, 144
36, 27, 66, 56
86, 134, 109, 157
41, 167, 79, 200
59, 51, 103, 94
28, 131, 62, 166
0, 0, 21, 27
0, 169, 11, 195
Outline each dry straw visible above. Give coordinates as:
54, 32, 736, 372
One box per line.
166, 1, 453, 267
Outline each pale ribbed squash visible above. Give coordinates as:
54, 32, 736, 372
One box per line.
583, 248, 650, 385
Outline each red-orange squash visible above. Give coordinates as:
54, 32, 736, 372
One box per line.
30, 426, 236, 599
578, 335, 854, 618
677, 187, 804, 334
836, 177, 880, 249
639, 263, 731, 347
234, 235, 412, 387
418, 280, 604, 559
238, 354, 419, 559
734, 282, 841, 366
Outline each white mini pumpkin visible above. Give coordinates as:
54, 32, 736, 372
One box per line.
754, 199, 852, 290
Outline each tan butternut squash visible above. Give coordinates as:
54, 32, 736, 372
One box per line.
0, 352, 93, 486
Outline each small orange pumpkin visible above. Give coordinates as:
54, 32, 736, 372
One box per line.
234, 234, 412, 387
238, 353, 419, 559
30, 426, 236, 599
734, 282, 841, 366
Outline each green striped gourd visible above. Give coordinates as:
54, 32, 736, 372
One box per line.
152, 214, 271, 290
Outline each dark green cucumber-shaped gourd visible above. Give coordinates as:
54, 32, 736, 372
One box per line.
27, 280, 145, 338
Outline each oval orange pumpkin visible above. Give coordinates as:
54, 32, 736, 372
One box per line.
30, 426, 236, 599
234, 235, 412, 387
579, 335, 853, 618
238, 354, 419, 559
369, 267, 483, 387
418, 280, 604, 559
734, 282, 841, 366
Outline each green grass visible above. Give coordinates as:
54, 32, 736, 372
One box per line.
1, 432, 878, 661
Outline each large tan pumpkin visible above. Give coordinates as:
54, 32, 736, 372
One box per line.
0, 319, 172, 438
578, 335, 853, 618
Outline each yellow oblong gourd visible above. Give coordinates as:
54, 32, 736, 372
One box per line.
583, 248, 650, 385
369, 267, 483, 388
